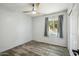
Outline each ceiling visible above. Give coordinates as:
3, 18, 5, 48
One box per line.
0, 3, 72, 17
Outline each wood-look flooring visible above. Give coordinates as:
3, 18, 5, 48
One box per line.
0, 40, 69, 56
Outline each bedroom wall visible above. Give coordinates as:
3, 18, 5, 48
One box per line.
77, 4, 79, 50
0, 5, 32, 52
67, 4, 78, 56
32, 11, 67, 47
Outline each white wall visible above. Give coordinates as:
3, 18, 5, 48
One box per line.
77, 4, 79, 49
67, 4, 79, 56
32, 11, 67, 47
0, 6, 32, 52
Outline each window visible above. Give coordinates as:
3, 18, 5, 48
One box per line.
44, 15, 63, 38
48, 16, 59, 37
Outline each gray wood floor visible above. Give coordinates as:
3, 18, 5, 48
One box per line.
0, 40, 69, 56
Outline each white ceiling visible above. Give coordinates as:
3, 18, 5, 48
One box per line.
0, 3, 72, 17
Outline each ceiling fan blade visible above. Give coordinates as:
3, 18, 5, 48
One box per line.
36, 3, 40, 8
36, 11, 45, 16
23, 11, 32, 13
23, 3, 40, 15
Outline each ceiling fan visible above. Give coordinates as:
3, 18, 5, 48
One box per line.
23, 3, 40, 15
